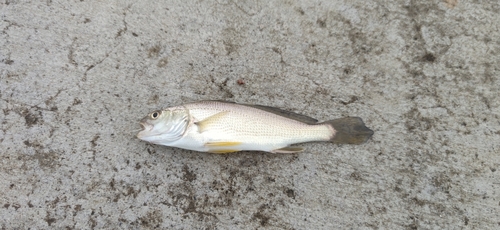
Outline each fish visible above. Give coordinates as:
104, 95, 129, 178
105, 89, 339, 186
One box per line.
136, 100, 374, 153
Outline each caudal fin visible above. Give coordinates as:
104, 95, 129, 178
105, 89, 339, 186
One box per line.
322, 117, 374, 145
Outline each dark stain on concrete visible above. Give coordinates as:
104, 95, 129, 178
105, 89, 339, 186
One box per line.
148, 44, 161, 58
285, 188, 295, 199
423, 53, 436, 62
138, 210, 163, 228
182, 165, 197, 182
253, 204, 271, 227
21, 108, 41, 127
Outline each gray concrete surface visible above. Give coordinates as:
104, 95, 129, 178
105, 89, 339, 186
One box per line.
1, 0, 499, 229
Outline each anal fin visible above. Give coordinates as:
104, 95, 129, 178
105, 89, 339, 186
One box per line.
272, 146, 304, 153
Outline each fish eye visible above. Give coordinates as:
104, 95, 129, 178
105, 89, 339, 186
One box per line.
150, 111, 161, 119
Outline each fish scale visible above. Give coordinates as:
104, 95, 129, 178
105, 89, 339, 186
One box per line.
186, 102, 329, 143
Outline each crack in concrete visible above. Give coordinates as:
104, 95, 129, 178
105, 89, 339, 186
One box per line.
81, 4, 133, 82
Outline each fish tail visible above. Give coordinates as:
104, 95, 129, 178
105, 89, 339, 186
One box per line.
322, 117, 374, 144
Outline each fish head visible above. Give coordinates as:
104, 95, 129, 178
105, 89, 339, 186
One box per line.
137, 108, 190, 144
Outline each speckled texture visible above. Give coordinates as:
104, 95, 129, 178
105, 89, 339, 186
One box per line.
1, 0, 499, 229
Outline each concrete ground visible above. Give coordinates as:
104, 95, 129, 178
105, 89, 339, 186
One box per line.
1, 0, 499, 229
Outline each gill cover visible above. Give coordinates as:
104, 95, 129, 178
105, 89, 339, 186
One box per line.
137, 108, 190, 144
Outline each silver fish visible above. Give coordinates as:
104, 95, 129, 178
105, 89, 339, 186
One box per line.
137, 101, 374, 153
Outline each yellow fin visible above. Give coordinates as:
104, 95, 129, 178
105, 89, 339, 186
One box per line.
209, 149, 239, 154
206, 141, 242, 154
196, 111, 229, 132
272, 146, 304, 153
205, 141, 242, 147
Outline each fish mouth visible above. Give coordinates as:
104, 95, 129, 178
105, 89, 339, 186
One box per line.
136, 122, 153, 139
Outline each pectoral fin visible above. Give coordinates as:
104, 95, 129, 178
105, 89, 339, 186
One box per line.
272, 146, 304, 153
196, 111, 229, 132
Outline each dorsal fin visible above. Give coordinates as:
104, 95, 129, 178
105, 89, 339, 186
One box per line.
244, 104, 318, 124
